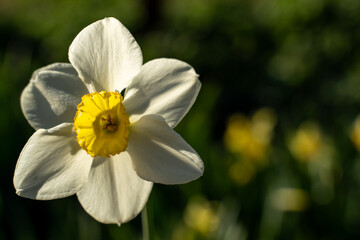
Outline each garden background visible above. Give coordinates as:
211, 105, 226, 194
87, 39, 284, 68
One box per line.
1, 0, 360, 239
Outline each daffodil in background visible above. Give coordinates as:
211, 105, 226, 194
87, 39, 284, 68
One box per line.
270, 188, 309, 212
172, 196, 244, 240
13, 17, 204, 225
351, 115, 360, 151
224, 108, 277, 163
289, 121, 323, 162
288, 121, 339, 204
224, 108, 276, 185
183, 196, 219, 236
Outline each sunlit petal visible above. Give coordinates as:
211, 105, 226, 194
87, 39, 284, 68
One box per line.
69, 17, 143, 92
14, 123, 92, 200
77, 153, 153, 225
124, 58, 201, 128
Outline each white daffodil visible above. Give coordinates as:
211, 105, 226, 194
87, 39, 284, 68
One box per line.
14, 17, 204, 225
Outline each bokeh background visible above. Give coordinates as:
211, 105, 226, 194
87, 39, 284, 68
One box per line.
1, 0, 360, 239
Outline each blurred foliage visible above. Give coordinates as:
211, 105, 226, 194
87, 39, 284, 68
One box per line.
2, 0, 360, 239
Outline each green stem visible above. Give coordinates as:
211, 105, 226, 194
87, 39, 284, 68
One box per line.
141, 205, 150, 240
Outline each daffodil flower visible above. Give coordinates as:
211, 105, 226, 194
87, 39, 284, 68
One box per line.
14, 17, 204, 225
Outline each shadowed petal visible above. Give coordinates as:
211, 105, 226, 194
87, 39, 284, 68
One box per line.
127, 115, 204, 184
21, 63, 88, 130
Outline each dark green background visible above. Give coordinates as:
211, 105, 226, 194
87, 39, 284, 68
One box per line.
1, 0, 360, 239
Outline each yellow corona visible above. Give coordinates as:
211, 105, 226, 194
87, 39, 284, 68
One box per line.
74, 91, 130, 157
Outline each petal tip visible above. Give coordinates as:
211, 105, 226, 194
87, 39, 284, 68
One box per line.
15, 188, 36, 200
15, 189, 22, 196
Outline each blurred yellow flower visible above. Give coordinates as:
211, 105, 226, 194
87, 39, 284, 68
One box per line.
289, 121, 322, 162
229, 160, 256, 186
351, 115, 360, 151
288, 121, 338, 204
224, 108, 276, 162
172, 224, 195, 240
270, 188, 309, 212
224, 108, 276, 186
184, 196, 219, 236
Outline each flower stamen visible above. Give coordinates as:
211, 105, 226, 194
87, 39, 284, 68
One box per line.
101, 115, 118, 132
74, 91, 130, 157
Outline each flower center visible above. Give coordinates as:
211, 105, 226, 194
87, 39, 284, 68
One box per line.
74, 91, 130, 157
101, 114, 118, 132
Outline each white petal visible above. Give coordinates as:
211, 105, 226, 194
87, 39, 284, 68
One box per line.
14, 123, 93, 200
21, 63, 88, 130
77, 153, 153, 225
127, 115, 204, 184
69, 17, 143, 93
124, 58, 201, 128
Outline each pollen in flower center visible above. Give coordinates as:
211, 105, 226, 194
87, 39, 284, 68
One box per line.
74, 91, 130, 157
101, 114, 118, 132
